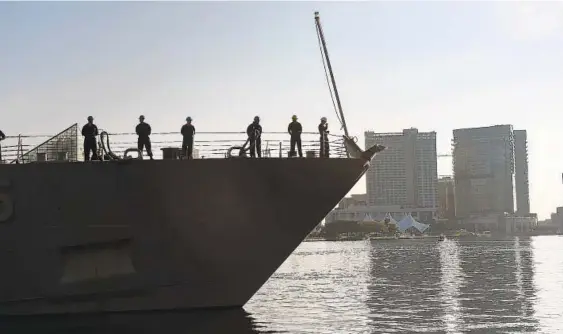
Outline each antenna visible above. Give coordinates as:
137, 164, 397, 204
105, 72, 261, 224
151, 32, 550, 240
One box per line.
314, 11, 350, 139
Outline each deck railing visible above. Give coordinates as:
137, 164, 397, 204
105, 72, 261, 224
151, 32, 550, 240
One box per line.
0, 130, 347, 163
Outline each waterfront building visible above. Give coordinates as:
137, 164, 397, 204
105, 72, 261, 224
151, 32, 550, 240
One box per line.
364, 128, 438, 222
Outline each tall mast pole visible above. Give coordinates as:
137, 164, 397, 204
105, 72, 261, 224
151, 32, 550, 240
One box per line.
314, 11, 350, 139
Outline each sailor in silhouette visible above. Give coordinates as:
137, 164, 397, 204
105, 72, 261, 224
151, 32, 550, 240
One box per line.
136, 115, 153, 160
247, 116, 262, 158
318, 117, 329, 158
181, 117, 196, 159
81, 116, 99, 161
288, 115, 303, 158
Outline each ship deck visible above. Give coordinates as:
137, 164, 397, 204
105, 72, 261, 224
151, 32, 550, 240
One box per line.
0, 124, 349, 163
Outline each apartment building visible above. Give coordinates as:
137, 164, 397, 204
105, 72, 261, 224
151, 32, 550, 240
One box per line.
514, 130, 530, 215
437, 176, 456, 220
365, 128, 438, 221
452, 125, 515, 217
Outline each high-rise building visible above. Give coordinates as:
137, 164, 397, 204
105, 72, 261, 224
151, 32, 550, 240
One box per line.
365, 128, 438, 221
514, 130, 530, 215
452, 125, 515, 217
437, 176, 456, 220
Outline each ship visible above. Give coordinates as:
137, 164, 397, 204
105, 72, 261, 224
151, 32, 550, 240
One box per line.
0, 12, 384, 315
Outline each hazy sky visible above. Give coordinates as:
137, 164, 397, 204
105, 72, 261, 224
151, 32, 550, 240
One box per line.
1, 1, 563, 219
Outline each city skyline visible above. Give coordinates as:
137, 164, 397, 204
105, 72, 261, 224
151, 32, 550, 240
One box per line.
1, 2, 561, 218
355, 125, 533, 221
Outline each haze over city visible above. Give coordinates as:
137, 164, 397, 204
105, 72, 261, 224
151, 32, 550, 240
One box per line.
1, 1, 562, 218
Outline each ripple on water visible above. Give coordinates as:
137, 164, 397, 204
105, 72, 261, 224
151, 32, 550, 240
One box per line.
246, 236, 563, 333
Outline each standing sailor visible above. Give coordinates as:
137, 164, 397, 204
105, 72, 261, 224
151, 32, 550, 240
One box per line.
136, 115, 153, 160
288, 115, 303, 158
181, 117, 195, 159
247, 116, 262, 158
318, 117, 329, 158
82, 116, 99, 161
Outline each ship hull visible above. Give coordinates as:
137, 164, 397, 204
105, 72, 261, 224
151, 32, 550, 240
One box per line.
0, 158, 367, 315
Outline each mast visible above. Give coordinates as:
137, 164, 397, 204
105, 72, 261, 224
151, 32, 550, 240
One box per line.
314, 11, 350, 139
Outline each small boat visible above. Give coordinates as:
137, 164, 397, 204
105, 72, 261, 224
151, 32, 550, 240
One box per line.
438, 234, 446, 241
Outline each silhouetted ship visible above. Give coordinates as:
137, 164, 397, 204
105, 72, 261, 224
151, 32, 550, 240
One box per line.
0, 11, 383, 315
0, 127, 382, 315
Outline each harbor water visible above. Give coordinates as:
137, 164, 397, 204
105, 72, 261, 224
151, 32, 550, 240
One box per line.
1, 236, 562, 333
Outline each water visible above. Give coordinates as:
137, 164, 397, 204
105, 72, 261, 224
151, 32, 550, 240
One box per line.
248, 236, 563, 333
1, 236, 562, 333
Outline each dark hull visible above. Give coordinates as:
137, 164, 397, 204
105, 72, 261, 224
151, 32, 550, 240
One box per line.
0, 309, 260, 333
0, 158, 367, 315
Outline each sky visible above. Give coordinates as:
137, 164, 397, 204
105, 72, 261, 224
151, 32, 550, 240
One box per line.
1, 1, 563, 219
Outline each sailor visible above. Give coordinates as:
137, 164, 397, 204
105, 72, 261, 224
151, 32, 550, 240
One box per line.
287, 115, 303, 158
181, 117, 196, 159
136, 115, 153, 160
81, 116, 99, 161
246, 116, 262, 158
318, 117, 329, 158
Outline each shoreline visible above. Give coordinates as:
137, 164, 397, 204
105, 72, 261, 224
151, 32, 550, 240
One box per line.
303, 233, 553, 242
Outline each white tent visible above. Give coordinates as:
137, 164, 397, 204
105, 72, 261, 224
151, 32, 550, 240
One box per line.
397, 214, 429, 233
381, 212, 398, 225
361, 213, 375, 222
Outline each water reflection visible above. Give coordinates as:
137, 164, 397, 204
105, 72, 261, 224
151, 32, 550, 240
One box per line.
0, 309, 264, 333
248, 237, 559, 333
366, 240, 443, 332
513, 237, 526, 317
438, 238, 464, 333
247, 241, 372, 333
532, 236, 563, 333
458, 238, 538, 332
